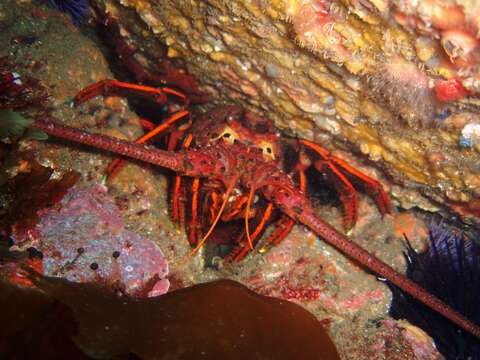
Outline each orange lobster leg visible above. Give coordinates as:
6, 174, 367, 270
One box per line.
167, 127, 191, 223
107, 111, 190, 178
317, 160, 359, 232
260, 216, 296, 252
300, 139, 391, 230
330, 156, 392, 215
188, 177, 200, 245
298, 168, 307, 192
137, 111, 190, 144
171, 134, 193, 224
250, 203, 273, 243
74, 79, 186, 105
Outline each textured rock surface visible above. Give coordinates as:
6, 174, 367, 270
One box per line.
91, 0, 480, 224
12, 185, 170, 297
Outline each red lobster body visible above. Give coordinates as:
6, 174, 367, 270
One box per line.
67, 14, 392, 261
72, 76, 391, 261
170, 105, 391, 261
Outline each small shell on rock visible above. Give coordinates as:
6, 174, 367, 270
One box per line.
459, 122, 480, 148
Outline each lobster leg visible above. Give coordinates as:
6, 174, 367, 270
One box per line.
329, 156, 392, 216
316, 160, 359, 232
133, 111, 190, 144
73, 79, 186, 106
300, 139, 391, 230
259, 215, 296, 252
107, 110, 190, 178
244, 187, 257, 250
188, 177, 200, 245
171, 134, 194, 227
166, 124, 192, 223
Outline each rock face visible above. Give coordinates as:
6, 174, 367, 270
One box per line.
91, 0, 480, 223
14, 185, 170, 297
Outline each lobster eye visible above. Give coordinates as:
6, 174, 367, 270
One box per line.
261, 144, 275, 161
216, 127, 237, 145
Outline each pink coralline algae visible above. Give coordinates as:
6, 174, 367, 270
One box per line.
16, 185, 169, 297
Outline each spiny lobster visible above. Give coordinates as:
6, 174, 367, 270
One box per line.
73, 78, 391, 262
32, 79, 480, 338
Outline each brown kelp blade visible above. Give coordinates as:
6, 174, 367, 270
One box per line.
24, 273, 340, 360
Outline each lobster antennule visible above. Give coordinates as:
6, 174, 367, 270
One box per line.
264, 183, 480, 339
33, 119, 186, 174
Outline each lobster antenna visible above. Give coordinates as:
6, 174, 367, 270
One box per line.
245, 187, 255, 250
189, 180, 237, 257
